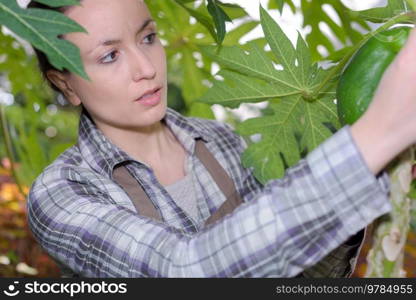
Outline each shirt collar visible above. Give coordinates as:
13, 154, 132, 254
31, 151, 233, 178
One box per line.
77, 108, 211, 178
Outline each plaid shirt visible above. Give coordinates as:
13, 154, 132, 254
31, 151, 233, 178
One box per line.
27, 108, 391, 277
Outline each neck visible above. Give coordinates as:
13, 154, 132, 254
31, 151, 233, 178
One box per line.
96, 120, 176, 165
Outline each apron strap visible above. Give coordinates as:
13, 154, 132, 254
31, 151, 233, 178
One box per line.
195, 140, 243, 225
113, 165, 163, 222
112, 139, 243, 225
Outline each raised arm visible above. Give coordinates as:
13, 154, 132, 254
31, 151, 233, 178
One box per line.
351, 28, 416, 175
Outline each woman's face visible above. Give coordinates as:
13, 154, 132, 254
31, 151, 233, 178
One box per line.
54, 0, 167, 131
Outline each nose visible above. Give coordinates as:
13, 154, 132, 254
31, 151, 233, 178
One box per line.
129, 47, 156, 82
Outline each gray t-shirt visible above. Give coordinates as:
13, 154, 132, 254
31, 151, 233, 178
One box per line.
164, 155, 198, 222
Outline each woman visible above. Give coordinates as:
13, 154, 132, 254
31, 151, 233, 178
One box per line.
27, 0, 416, 277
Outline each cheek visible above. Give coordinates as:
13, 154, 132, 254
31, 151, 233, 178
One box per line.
89, 63, 130, 88
71, 75, 126, 104
154, 46, 167, 75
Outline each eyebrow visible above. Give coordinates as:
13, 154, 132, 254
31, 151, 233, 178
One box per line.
88, 18, 155, 53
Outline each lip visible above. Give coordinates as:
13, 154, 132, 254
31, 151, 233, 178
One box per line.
136, 86, 162, 101
135, 87, 162, 107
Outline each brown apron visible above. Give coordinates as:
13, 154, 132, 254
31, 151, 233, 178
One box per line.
113, 139, 242, 226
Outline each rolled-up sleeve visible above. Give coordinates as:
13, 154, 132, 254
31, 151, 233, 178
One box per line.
228, 123, 390, 277
296, 126, 390, 277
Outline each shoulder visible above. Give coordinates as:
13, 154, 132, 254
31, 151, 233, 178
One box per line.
27, 143, 122, 236
28, 144, 98, 200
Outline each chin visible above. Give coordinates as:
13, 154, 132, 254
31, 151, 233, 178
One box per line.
155, 100, 168, 119
139, 100, 167, 126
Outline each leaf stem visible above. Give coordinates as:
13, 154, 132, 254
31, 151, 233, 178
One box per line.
0, 104, 25, 196
311, 12, 414, 98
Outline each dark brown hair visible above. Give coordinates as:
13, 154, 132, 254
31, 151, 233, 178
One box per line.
27, 1, 92, 118
27, 2, 76, 93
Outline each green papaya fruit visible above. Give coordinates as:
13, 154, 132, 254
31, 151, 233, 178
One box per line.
336, 26, 411, 125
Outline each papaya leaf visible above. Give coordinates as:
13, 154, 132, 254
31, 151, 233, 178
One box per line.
0, 0, 88, 79
32, 0, 80, 7
207, 0, 232, 45
267, 0, 371, 61
188, 102, 215, 119
236, 102, 301, 182
173, 0, 217, 43
357, 0, 410, 23
199, 6, 339, 183
216, 2, 249, 19
173, 0, 244, 46
198, 68, 295, 108
222, 20, 259, 45
181, 49, 214, 119
182, 48, 208, 103
301, 0, 371, 61
268, 0, 296, 14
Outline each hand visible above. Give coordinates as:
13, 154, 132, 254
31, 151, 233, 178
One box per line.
351, 27, 416, 175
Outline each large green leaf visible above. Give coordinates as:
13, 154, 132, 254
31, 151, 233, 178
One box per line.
173, 0, 217, 44
222, 20, 259, 45
302, 0, 371, 61
32, 0, 80, 7
217, 2, 249, 19
199, 6, 339, 183
268, 0, 296, 14
174, 0, 247, 46
268, 0, 371, 61
181, 47, 214, 118
0, 0, 88, 79
207, 0, 232, 45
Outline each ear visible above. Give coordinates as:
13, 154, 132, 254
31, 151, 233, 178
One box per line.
46, 70, 82, 106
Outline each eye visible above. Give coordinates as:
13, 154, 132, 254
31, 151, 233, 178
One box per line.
100, 50, 119, 64
144, 33, 157, 45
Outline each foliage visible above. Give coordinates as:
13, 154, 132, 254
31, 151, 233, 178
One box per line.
199, 2, 413, 184
269, 0, 371, 61
0, 160, 60, 277
200, 6, 340, 182
0, 30, 78, 186
5, 104, 78, 186
0, 0, 87, 78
